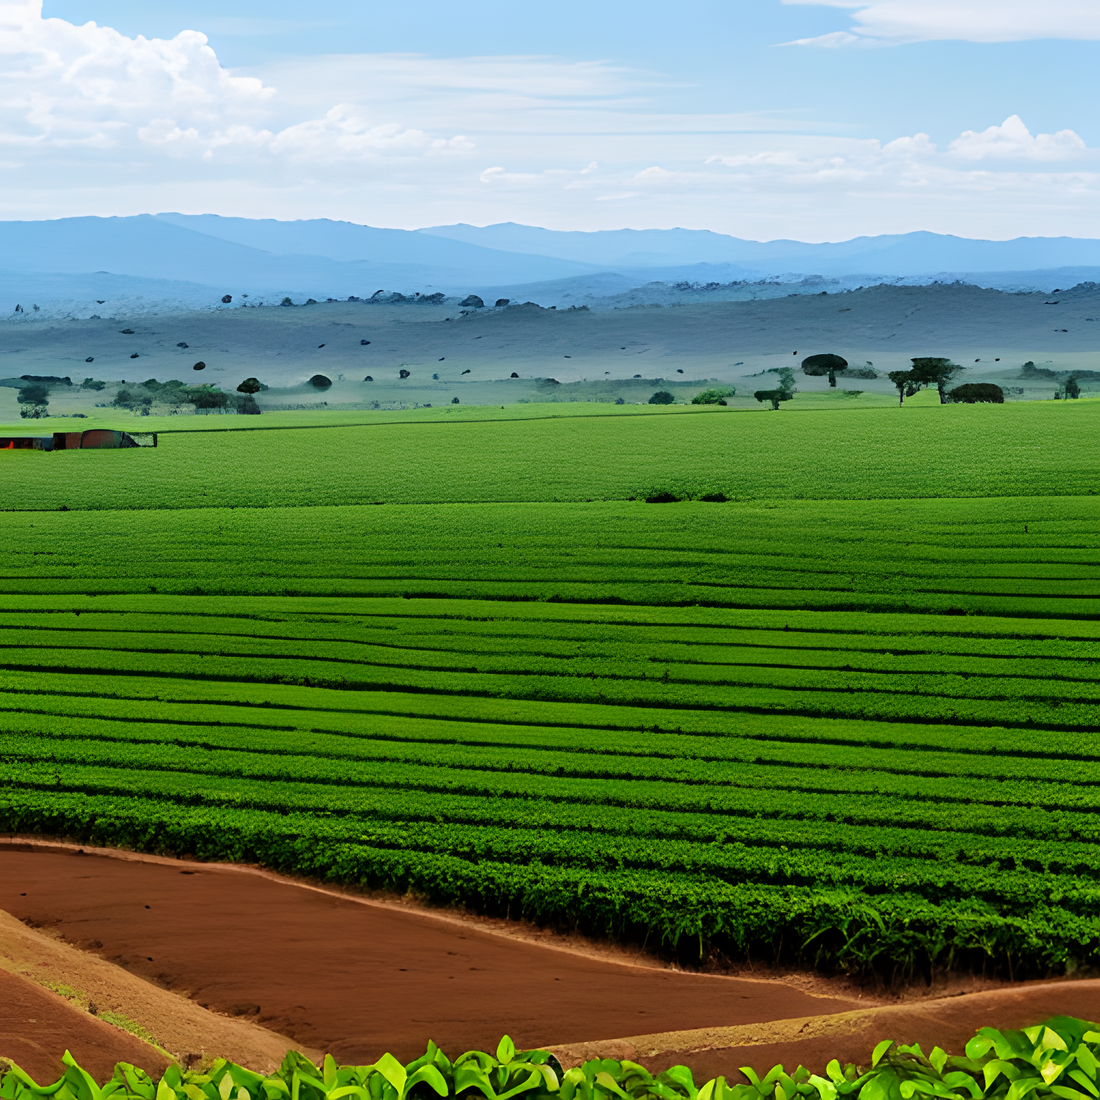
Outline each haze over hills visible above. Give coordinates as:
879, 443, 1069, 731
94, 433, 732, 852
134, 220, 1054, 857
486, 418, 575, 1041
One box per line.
420, 223, 1100, 277
2, 214, 1100, 318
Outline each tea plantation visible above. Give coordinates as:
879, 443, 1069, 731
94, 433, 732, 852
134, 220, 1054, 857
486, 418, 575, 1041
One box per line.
3, 400, 1100, 978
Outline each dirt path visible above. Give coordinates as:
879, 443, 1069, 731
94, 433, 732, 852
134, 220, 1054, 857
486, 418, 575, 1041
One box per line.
0, 844, 865, 1064
0, 908, 315, 1075
551, 979, 1100, 1077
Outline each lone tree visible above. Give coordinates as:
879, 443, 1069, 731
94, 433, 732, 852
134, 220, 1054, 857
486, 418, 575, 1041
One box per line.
910, 357, 963, 403
236, 377, 263, 394
648, 390, 675, 404
754, 388, 791, 410
801, 353, 848, 388
1063, 373, 1082, 399
17, 381, 48, 418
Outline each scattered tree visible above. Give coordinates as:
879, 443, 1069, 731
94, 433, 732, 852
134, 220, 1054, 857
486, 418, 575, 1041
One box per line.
754, 388, 791, 410
910, 357, 963, 403
309, 374, 332, 388
648, 391, 675, 404
236, 377, 264, 394
887, 369, 921, 405
801, 353, 848, 387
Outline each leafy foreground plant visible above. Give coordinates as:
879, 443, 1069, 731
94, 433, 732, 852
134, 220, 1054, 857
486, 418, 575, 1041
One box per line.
4, 1020, 1100, 1100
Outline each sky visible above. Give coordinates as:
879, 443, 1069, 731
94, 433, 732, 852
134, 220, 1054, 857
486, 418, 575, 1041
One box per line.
1, 0, 1098, 239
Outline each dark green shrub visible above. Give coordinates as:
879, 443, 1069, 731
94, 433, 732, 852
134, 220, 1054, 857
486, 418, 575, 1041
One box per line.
949, 383, 1004, 404
237, 377, 263, 394
309, 375, 332, 389
691, 387, 736, 405
648, 391, 674, 404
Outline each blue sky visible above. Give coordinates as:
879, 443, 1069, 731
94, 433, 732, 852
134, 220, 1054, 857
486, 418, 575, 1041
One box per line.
4, 0, 1098, 238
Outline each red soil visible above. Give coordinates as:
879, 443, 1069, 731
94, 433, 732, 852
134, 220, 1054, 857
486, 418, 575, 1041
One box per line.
0, 968, 170, 1083
624, 980, 1100, 1079
0, 845, 863, 1064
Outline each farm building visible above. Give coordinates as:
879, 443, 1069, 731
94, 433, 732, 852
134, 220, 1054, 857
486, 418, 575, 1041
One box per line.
0, 430, 156, 450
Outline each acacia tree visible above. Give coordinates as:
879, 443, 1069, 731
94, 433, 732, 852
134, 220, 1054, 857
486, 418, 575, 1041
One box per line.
801, 353, 848, 388
910, 357, 963, 403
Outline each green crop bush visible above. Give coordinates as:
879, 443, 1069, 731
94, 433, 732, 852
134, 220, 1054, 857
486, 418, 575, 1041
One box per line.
4, 1021, 1100, 1100
691, 388, 735, 405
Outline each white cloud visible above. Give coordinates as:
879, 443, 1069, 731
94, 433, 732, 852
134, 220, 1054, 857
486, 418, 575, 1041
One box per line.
783, 0, 1100, 44
948, 115, 1087, 160
702, 117, 1092, 186
0, 0, 470, 162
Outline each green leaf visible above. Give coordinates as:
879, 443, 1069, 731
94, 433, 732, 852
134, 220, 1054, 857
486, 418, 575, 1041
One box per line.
798, 1077, 832, 1100
871, 1044, 894, 1070
1051, 1089, 1095, 1100
496, 1040, 516, 1067
593, 1074, 629, 1100
370, 1058, 405, 1100
454, 1067, 495, 1100
403, 1069, 447, 1100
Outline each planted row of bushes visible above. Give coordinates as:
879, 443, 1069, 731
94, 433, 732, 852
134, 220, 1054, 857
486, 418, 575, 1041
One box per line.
2, 1020, 1098, 1100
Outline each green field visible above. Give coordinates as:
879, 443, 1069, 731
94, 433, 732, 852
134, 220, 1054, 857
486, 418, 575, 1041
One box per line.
2, 401, 1099, 978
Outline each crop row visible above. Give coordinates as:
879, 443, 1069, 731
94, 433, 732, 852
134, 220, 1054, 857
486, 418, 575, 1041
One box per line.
6, 605, 1100, 659
3, 785, 1098, 972
9, 710, 1100, 803
10, 746, 1100, 875
2, 646, 1097, 731
4, 624, 1100, 684
3, 666, 1098, 761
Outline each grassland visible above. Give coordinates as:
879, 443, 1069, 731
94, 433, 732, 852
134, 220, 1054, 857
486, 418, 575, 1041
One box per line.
3, 399, 1100, 510
2, 401, 1099, 978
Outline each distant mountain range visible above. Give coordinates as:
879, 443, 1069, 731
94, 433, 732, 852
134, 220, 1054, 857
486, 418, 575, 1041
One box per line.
1, 214, 1100, 316
419, 223, 1100, 276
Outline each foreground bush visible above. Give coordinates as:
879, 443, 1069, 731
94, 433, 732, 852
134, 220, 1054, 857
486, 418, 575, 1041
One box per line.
3, 1019, 1099, 1100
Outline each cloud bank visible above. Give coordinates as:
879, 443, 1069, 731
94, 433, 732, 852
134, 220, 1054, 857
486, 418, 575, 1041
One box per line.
784, 0, 1100, 45
1, 0, 1099, 240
